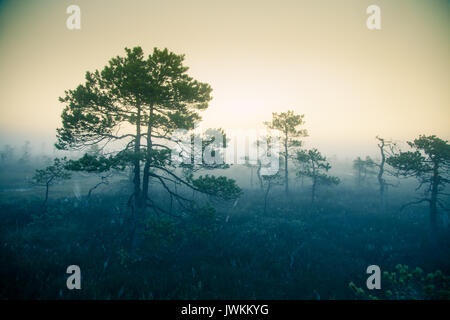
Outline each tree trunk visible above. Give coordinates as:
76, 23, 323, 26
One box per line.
257, 161, 263, 190
133, 105, 154, 250
284, 133, 289, 196
43, 182, 50, 209
142, 105, 153, 201
311, 165, 316, 204
377, 140, 386, 213
131, 104, 143, 250
264, 180, 271, 215
133, 104, 142, 204
87, 179, 106, 198
430, 163, 439, 233
379, 183, 385, 213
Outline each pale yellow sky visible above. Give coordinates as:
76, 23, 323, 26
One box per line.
0, 0, 449, 157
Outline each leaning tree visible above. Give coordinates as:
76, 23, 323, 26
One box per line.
387, 135, 450, 232
32, 157, 71, 209
56, 47, 241, 248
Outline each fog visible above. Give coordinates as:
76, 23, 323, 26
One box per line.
1, 0, 449, 301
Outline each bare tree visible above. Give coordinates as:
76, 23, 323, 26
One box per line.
375, 136, 398, 213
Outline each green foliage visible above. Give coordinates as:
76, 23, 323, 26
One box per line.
144, 215, 183, 247
188, 204, 218, 238
349, 264, 450, 300
264, 110, 308, 194
264, 110, 308, 164
387, 135, 450, 222
264, 110, 308, 145
65, 153, 126, 173
296, 148, 339, 203
387, 135, 450, 179
56, 46, 212, 151
296, 149, 340, 186
192, 175, 242, 201
55, 46, 239, 222
32, 157, 71, 186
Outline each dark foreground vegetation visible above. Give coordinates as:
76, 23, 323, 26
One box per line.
0, 175, 449, 299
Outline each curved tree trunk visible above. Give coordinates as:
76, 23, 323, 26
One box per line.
87, 179, 107, 198
377, 139, 386, 213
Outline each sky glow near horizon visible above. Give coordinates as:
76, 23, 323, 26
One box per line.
0, 0, 448, 159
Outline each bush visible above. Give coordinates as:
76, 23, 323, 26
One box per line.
349, 264, 450, 300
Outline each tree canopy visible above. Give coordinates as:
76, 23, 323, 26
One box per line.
387, 135, 450, 231
55, 47, 241, 248
264, 110, 308, 195
296, 148, 339, 203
